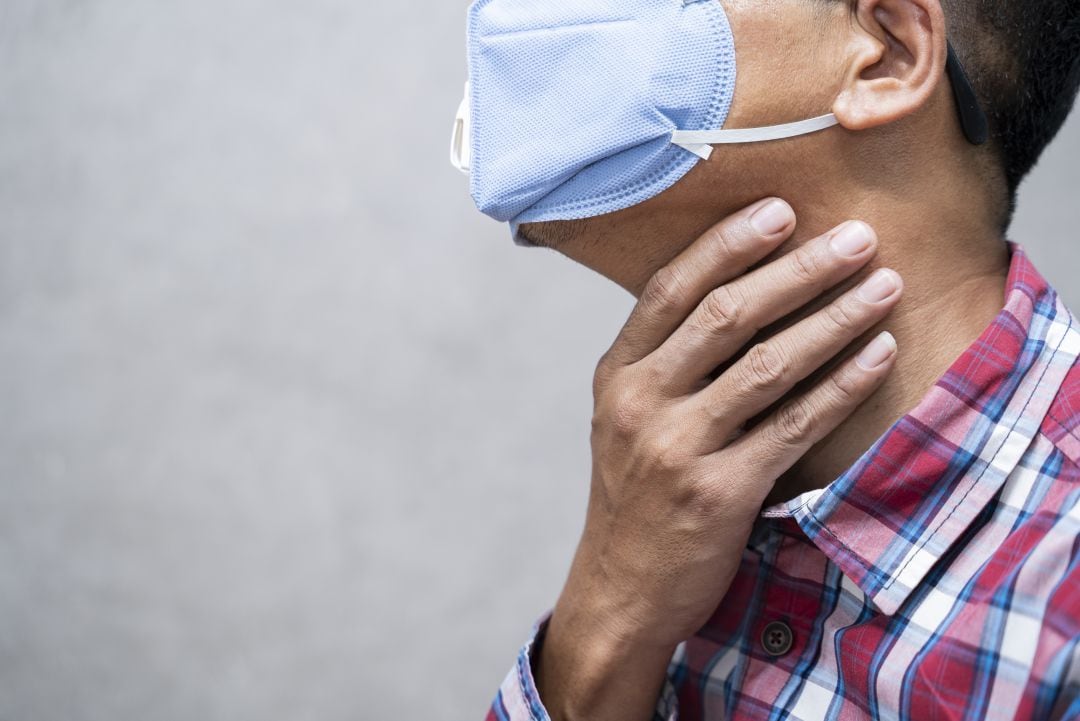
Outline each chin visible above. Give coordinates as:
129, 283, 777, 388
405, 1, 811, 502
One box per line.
516, 218, 588, 249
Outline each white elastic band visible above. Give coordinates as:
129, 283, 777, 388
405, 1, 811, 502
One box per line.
671, 113, 839, 160
450, 81, 472, 174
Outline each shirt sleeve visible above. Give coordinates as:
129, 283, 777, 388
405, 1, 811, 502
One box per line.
484, 609, 680, 721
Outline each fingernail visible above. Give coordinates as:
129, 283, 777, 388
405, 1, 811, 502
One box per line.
857, 268, 901, 302
856, 331, 897, 371
829, 221, 874, 257
749, 199, 793, 236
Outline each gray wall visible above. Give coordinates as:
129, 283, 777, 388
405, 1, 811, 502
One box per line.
0, 3, 1077, 720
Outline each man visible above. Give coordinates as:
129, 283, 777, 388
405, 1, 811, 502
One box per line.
451, 0, 1080, 718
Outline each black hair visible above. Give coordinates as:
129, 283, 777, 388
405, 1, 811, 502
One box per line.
942, 0, 1080, 225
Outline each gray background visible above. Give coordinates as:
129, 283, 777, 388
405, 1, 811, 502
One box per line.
0, 2, 1077, 720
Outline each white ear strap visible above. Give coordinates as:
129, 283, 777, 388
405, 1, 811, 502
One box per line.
671, 113, 839, 160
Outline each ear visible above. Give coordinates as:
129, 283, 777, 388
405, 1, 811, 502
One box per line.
832, 0, 948, 131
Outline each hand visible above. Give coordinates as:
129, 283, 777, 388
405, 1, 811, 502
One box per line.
534, 198, 904, 721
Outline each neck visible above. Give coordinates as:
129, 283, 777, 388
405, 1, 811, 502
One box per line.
756, 185, 1012, 506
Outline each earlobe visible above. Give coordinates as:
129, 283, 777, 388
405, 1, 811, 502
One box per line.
831, 0, 947, 132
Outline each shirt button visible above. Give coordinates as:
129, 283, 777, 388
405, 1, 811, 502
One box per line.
761, 620, 794, 657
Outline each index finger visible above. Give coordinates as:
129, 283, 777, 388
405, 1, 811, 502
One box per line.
604, 197, 796, 368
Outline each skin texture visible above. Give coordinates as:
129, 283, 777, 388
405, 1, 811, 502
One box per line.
524, 0, 1014, 720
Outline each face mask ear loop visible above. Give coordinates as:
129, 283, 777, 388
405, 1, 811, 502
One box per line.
945, 41, 989, 146
671, 112, 840, 160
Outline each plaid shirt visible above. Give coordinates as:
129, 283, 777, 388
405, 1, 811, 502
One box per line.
486, 241, 1080, 721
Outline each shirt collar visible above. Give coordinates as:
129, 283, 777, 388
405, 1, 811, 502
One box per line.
761, 241, 1080, 615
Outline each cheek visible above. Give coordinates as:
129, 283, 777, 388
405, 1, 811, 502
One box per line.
720, 0, 841, 128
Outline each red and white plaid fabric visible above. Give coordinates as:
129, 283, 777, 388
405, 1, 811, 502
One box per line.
485, 241, 1080, 721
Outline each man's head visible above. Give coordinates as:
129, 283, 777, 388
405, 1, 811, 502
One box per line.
513, 0, 1080, 272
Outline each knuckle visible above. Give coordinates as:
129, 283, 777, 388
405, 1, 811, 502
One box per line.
618, 417, 688, 478
695, 391, 734, 426
649, 438, 684, 475
702, 224, 740, 260
774, 398, 815, 444
699, 286, 743, 334
824, 298, 862, 333
744, 342, 788, 390
642, 265, 683, 309
634, 360, 666, 392
827, 365, 863, 404
790, 247, 824, 284
601, 382, 650, 435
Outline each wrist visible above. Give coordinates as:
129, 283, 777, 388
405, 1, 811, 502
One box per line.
563, 526, 675, 648
535, 576, 677, 721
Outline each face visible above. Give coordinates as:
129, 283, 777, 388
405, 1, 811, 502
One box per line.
517, 0, 852, 291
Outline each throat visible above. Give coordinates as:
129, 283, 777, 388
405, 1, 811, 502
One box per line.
760, 241, 1011, 510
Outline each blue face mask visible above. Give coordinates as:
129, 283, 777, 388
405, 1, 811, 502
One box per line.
450, 0, 839, 246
